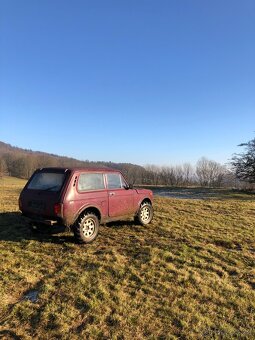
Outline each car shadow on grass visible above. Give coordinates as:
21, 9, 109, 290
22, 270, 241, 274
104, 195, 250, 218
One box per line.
0, 212, 75, 244
0, 212, 141, 244
0, 330, 21, 340
105, 219, 136, 228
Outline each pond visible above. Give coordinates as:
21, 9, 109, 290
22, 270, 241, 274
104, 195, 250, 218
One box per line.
138, 187, 254, 200
150, 187, 220, 199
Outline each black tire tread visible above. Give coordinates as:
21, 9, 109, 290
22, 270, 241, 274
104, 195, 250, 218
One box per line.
135, 202, 153, 226
73, 212, 99, 244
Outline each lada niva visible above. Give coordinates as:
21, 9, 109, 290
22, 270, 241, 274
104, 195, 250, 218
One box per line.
19, 167, 153, 243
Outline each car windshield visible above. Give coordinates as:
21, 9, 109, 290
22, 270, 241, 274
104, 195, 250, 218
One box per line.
27, 172, 66, 191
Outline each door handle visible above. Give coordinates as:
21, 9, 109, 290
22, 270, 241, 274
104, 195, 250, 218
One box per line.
109, 192, 115, 196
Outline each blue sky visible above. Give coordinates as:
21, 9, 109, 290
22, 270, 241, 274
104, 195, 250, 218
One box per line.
0, 0, 254, 166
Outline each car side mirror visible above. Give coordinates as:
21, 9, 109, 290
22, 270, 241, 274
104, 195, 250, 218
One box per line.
124, 184, 133, 190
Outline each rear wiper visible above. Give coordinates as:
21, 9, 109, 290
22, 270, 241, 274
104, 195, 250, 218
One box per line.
42, 185, 59, 191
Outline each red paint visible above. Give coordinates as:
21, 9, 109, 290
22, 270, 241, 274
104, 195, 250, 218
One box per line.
19, 167, 153, 227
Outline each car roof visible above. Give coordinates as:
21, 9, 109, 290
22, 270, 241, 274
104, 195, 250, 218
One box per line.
37, 167, 121, 173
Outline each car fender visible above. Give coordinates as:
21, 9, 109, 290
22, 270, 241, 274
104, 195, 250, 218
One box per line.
71, 203, 104, 226
136, 195, 153, 214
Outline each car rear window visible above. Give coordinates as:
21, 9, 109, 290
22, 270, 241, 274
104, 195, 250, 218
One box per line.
78, 173, 105, 191
27, 172, 66, 191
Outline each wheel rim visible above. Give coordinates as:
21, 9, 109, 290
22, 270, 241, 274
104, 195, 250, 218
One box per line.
140, 206, 150, 223
82, 218, 96, 238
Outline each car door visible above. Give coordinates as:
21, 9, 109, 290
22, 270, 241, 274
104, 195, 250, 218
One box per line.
106, 172, 135, 217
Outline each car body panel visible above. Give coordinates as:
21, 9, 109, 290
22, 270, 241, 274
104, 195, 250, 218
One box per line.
19, 167, 153, 227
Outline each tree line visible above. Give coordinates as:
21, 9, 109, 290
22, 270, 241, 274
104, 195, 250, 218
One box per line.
1, 137, 255, 188
0, 141, 146, 184
0, 149, 144, 184
143, 158, 236, 187
0, 149, 233, 188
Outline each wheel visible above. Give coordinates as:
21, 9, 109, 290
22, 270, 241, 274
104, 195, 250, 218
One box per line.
73, 212, 99, 244
135, 202, 153, 225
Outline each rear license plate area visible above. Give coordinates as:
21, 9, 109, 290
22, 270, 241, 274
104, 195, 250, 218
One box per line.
29, 200, 45, 212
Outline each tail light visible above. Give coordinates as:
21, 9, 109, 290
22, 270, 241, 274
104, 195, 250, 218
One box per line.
54, 203, 62, 217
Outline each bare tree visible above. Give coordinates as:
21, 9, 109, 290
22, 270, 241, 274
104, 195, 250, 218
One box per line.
145, 165, 161, 185
174, 166, 184, 186
0, 158, 8, 177
182, 163, 194, 186
159, 166, 174, 185
196, 157, 226, 187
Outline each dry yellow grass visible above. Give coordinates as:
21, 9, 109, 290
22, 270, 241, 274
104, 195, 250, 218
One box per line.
0, 177, 254, 339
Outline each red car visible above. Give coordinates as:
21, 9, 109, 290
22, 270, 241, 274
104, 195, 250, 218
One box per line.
19, 167, 153, 243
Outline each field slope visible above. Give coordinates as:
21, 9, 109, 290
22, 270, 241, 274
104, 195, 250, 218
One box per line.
0, 177, 254, 339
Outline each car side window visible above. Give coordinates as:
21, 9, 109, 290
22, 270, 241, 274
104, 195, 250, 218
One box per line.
78, 173, 105, 191
107, 173, 125, 189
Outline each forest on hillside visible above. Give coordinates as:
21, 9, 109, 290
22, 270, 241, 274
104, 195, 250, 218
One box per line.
0, 141, 249, 188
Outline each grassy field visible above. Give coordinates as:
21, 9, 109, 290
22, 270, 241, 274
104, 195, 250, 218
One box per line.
0, 177, 254, 339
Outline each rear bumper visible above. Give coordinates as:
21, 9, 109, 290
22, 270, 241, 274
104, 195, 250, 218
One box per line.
21, 213, 61, 226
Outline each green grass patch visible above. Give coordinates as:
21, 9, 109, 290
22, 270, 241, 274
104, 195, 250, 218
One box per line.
0, 177, 254, 338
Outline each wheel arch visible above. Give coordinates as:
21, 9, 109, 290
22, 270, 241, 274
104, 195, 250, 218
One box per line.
136, 197, 152, 214
140, 197, 152, 206
74, 205, 102, 225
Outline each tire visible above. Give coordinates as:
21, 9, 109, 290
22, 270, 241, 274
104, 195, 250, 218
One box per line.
73, 212, 99, 244
135, 202, 153, 225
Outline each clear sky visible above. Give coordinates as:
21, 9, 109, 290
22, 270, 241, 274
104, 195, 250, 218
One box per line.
0, 0, 254, 166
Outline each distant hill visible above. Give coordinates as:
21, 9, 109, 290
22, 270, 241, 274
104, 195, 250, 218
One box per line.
0, 141, 146, 183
